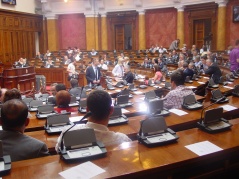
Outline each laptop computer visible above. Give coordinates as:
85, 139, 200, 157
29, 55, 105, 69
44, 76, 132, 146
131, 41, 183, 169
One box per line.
36, 105, 57, 119
69, 96, 79, 107
144, 90, 159, 102
116, 95, 133, 108
138, 116, 179, 146
128, 84, 137, 91
198, 107, 232, 133
28, 100, 43, 112
108, 106, 128, 126
182, 94, 203, 110
148, 99, 170, 116
211, 89, 228, 103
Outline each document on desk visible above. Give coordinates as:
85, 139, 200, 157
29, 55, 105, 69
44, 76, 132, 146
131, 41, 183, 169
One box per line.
187, 86, 196, 89
134, 91, 143, 95
223, 86, 234, 89
59, 161, 105, 179
0, 161, 4, 170
69, 116, 84, 122
220, 105, 237, 111
121, 108, 130, 113
169, 109, 188, 116
203, 77, 209, 79
197, 81, 205, 84
185, 141, 222, 156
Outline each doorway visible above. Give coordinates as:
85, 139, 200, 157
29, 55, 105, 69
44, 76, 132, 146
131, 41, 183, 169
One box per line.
115, 24, 132, 50
193, 19, 212, 50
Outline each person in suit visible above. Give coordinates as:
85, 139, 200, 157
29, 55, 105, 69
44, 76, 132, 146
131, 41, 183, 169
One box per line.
16, 58, 28, 68
169, 39, 180, 51
123, 65, 134, 84
183, 62, 195, 79
86, 58, 101, 85
0, 99, 49, 162
205, 59, 222, 84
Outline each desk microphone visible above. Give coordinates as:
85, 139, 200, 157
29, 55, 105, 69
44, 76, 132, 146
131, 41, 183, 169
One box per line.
199, 97, 225, 124
60, 111, 92, 151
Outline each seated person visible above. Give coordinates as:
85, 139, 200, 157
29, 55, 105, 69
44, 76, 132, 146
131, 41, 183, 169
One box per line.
98, 59, 108, 70
0, 99, 49, 162
3, 88, 22, 103
54, 90, 78, 114
163, 69, 195, 109
55, 90, 131, 152
205, 59, 222, 84
123, 65, 134, 84
16, 58, 28, 68
48, 83, 66, 106
200, 55, 208, 73
45, 57, 54, 68
90, 49, 98, 56
183, 62, 194, 79
152, 65, 164, 83
112, 57, 124, 77
69, 79, 83, 98
0, 88, 8, 103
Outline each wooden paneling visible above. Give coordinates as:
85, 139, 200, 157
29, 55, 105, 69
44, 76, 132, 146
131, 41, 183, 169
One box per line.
0, 9, 43, 66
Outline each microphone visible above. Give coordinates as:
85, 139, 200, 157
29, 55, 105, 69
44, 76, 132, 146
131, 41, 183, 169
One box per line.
60, 111, 92, 151
199, 97, 225, 124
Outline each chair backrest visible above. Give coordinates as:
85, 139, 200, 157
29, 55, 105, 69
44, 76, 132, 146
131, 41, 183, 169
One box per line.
29, 100, 43, 107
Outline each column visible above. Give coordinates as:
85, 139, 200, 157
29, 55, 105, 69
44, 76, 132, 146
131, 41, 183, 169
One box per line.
138, 10, 146, 50
216, 1, 227, 50
85, 14, 99, 51
101, 14, 108, 50
46, 15, 59, 51
176, 6, 184, 49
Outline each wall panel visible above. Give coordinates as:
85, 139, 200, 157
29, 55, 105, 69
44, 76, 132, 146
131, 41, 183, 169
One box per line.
145, 8, 177, 49
58, 14, 86, 50
0, 9, 43, 66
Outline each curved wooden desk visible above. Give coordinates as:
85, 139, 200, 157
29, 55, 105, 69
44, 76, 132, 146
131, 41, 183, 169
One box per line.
3, 66, 35, 92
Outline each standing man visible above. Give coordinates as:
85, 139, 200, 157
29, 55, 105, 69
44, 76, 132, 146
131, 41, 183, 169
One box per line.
230, 39, 239, 72
169, 39, 180, 51
86, 58, 101, 85
67, 59, 79, 81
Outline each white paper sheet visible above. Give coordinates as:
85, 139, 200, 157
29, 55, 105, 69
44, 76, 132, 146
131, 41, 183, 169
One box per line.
197, 81, 205, 84
134, 91, 143, 95
59, 161, 105, 179
223, 86, 233, 89
169, 109, 188, 116
115, 89, 121, 92
0, 161, 4, 170
121, 108, 130, 113
185, 141, 223, 156
220, 105, 237, 111
69, 116, 84, 122
203, 76, 209, 79
187, 86, 196, 89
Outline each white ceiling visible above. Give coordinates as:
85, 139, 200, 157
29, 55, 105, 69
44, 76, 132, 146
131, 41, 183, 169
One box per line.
36, 0, 228, 18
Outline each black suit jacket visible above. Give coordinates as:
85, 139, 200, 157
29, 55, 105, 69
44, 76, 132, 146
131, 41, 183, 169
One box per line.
183, 68, 195, 79
205, 63, 222, 84
86, 66, 101, 84
123, 71, 134, 84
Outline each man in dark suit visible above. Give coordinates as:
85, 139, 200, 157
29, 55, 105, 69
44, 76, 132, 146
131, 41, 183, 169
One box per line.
0, 99, 49, 162
205, 59, 222, 84
123, 65, 134, 84
183, 62, 195, 79
86, 58, 101, 85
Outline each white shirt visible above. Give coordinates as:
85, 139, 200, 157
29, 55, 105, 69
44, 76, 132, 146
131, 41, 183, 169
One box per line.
67, 63, 76, 76
91, 51, 98, 56
99, 64, 108, 70
112, 64, 124, 77
75, 54, 81, 61
55, 122, 131, 152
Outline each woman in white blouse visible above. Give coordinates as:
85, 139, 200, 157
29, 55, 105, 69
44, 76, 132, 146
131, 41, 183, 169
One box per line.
112, 57, 124, 77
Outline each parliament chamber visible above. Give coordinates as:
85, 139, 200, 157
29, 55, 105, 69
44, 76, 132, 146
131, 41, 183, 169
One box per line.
1, 0, 239, 178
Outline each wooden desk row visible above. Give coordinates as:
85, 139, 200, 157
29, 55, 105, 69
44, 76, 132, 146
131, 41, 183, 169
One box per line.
5, 120, 239, 179
25, 95, 239, 154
